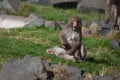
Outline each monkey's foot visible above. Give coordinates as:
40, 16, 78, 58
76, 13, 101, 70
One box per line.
74, 56, 84, 63
78, 60, 84, 63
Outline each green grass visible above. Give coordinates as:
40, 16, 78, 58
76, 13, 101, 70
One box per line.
7, 2, 104, 23
0, 27, 120, 75
0, 2, 120, 75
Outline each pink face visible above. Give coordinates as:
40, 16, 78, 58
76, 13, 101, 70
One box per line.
72, 18, 78, 30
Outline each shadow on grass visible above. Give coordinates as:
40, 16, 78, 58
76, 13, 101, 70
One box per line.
86, 57, 111, 66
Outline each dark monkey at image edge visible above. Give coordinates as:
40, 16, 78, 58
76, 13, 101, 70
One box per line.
105, 0, 120, 30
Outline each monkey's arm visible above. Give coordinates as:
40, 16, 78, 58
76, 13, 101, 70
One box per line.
67, 41, 81, 55
60, 31, 69, 49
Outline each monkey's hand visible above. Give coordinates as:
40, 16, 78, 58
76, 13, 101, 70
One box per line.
60, 44, 71, 50
67, 47, 77, 55
60, 45, 66, 49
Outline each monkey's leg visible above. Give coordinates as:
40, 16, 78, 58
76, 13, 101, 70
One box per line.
112, 5, 119, 30
59, 53, 76, 62
105, 0, 113, 23
75, 45, 87, 62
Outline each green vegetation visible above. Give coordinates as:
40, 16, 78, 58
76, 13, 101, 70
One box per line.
9, 2, 104, 23
0, 2, 120, 76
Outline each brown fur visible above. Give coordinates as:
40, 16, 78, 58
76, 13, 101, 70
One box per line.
46, 45, 87, 62
60, 16, 85, 62
105, 0, 120, 30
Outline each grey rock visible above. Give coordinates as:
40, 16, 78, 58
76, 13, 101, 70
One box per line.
110, 40, 120, 50
51, 0, 78, 8
101, 20, 114, 29
115, 74, 120, 80
50, 0, 78, 5
45, 20, 57, 30
0, 55, 85, 80
17, 56, 45, 74
0, 58, 37, 80
66, 66, 83, 80
25, 13, 45, 28
50, 64, 83, 80
92, 75, 100, 80
0, 55, 51, 80
3, 0, 21, 12
1, 55, 119, 80
77, 0, 105, 13
85, 29, 92, 35
28, 0, 78, 7
93, 75, 115, 80
98, 29, 111, 37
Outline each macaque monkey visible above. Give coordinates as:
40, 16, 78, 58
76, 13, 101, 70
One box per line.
105, 0, 120, 30
60, 16, 84, 62
46, 46, 76, 62
46, 45, 87, 62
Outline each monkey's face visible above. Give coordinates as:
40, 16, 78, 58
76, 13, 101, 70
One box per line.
71, 16, 82, 31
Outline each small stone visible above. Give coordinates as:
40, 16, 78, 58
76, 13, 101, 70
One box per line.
110, 40, 120, 50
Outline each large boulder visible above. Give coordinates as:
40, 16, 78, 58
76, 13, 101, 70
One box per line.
0, 55, 84, 80
50, 0, 78, 4
44, 20, 62, 30
110, 40, 120, 50
45, 20, 56, 29
28, 0, 79, 8
3, 0, 21, 12
66, 66, 83, 80
44, 21, 65, 30
0, 55, 120, 80
25, 13, 45, 28
77, 0, 105, 13
0, 58, 38, 80
52, 0, 79, 8
0, 55, 51, 80
93, 74, 120, 80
